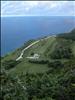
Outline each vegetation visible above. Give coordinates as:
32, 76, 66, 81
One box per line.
2, 60, 21, 70
1, 29, 75, 100
50, 40, 73, 59
57, 28, 75, 40
29, 59, 48, 64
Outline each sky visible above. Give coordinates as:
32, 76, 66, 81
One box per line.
1, 1, 75, 17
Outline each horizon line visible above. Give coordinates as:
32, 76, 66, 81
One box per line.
1, 15, 75, 17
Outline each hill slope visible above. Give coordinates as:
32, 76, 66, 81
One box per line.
57, 28, 75, 40
1, 29, 75, 100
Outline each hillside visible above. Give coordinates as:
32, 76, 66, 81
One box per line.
1, 29, 75, 100
57, 28, 75, 40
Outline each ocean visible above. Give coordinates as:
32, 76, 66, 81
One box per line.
1, 16, 75, 56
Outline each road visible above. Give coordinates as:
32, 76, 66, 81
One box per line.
16, 40, 40, 61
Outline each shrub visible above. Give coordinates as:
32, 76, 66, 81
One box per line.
48, 61, 64, 68
29, 59, 48, 64
2, 60, 21, 70
50, 46, 73, 59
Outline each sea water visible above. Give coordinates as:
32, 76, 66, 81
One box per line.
1, 16, 75, 56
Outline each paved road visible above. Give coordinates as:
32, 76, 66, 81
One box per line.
16, 40, 40, 61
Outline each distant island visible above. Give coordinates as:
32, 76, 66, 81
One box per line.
1, 29, 75, 100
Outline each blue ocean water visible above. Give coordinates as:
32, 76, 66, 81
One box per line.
1, 16, 75, 56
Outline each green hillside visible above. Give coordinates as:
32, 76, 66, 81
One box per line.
57, 28, 75, 40
1, 29, 75, 100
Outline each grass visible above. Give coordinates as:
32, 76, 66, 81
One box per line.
23, 37, 56, 56
7, 36, 55, 76
9, 58, 49, 76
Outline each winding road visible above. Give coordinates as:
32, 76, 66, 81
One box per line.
16, 40, 40, 61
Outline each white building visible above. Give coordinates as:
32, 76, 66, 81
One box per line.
26, 54, 40, 59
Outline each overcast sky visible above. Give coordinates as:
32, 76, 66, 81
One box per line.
1, 1, 75, 17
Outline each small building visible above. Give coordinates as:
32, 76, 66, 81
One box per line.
26, 53, 40, 59
34, 54, 40, 58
